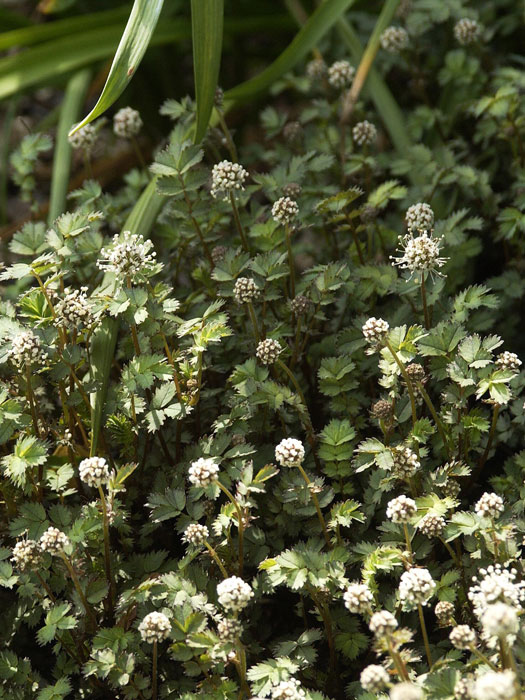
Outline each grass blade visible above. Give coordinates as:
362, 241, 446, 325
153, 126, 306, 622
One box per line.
191, 0, 224, 143
225, 0, 358, 101
70, 0, 164, 135
48, 69, 92, 224
89, 178, 165, 457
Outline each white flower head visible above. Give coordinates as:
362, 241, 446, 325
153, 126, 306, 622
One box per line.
182, 523, 209, 547
217, 576, 253, 612
11, 539, 42, 571
327, 60, 355, 89
353, 120, 377, 146
362, 317, 389, 348
391, 230, 447, 281
392, 446, 421, 479
418, 513, 446, 537
271, 678, 306, 700
8, 330, 47, 369
450, 624, 476, 650
68, 123, 97, 151
39, 527, 70, 555
369, 610, 398, 636
496, 351, 521, 372
256, 338, 282, 365
454, 18, 482, 46
390, 683, 423, 700
97, 230, 160, 285
406, 202, 434, 232
188, 458, 219, 488
138, 611, 171, 643
272, 197, 299, 225
472, 670, 516, 700
475, 492, 504, 519
54, 287, 95, 330
360, 664, 390, 693
468, 565, 525, 616
481, 603, 519, 639
399, 567, 436, 610
380, 26, 409, 53
344, 582, 373, 614
386, 495, 417, 523
275, 438, 305, 467
113, 107, 143, 138
211, 160, 248, 199
79, 456, 110, 487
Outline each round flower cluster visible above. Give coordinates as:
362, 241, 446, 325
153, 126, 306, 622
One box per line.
275, 438, 305, 467
271, 678, 306, 700
283, 121, 302, 143
182, 523, 209, 547
474, 492, 504, 519
371, 399, 393, 420
391, 231, 447, 279
271, 196, 299, 225
468, 565, 525, 616
449, 624, 476, 650
435, 600, 455, 626
327, 60, 355, 89
54, 287, 94, 330
454, 18, 482, 46
362, 317, 389, 344
454, 677, 472, 700
68, 124, 96, 151
216, 576, 254, 612
211, 245, 227, 264
405, 362, 426, 382
496, 351, 522, 371
399, 568, 436, 609
234, 277, 260, 304
386, 495, 417, 523
360, 665, 390, 693
8, 330, 46, 369
482, 602, 519, 638
406, 202, 434, 232
352, 120, 377, 146
256, 338, 282, 365
211, 160, 249, 199
283, 182, 302, 198
369, 610, 398, 636
79, 456, 110, 487
138, 611, 171, 643
306, 58, 327, 81
39, 527, 70, 555
188, 458, 219, 488
390, 683, 423, 700
113, 107, 143, 139
380, 26, 409, 53
290, 295, 311, 316
11, 539, 42, 571
97, 231, 158, 285
217, 617, 243, 641
473, 671, 516, 700
343, 582, 373, 614
417, 513, 446, 537
392, 446, 420, 479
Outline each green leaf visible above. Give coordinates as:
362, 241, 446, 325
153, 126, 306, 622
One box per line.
191, 0, 224, 142
226, 0, 358, 101
70, 0, 165, 134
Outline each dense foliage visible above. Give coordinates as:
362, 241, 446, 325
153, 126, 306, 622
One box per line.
1, 1, 525, 699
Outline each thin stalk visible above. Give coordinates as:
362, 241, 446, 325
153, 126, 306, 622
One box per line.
59, 552, 97, 626
420, 275, 431, 329
285, 223, 296, 298
417, 603, 433, 669
402, 523, 413, 561
296, 463, 331, 547
385, 340, 417, 428
236, 642, 250, 699
490, 518, 500, 561
478, 404, 500, 472
469, 645, 498, 671
36, 571, 56, 602
25, 366, 41, 439
216, 108, 238, 162
387, 639, 410, 681
246, 302, 260, 343
217, 481, 244, 575
229, 193, 250, 252
204, 540, 229, 578
98, 485, 115, 608
152, 640, 158, 700
415, 381, 451, 457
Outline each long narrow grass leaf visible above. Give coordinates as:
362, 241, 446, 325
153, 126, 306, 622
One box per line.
70, 0, 165, 135
191, 0, 224, 143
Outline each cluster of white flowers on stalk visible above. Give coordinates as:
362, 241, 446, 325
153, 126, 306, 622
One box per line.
405, 202, 434, 232
188, 458, 219, 488
496, 351, 522, 371
392, 445, 421, 478
182, 523, 209, 547
454, 18, 482, 45
352, 120, 377, 146
138, 612, 171, 643
68, 124, 96, 151
275, 438, 305, 467
343, 582, 373, 614
113, 107, 143, 138
211, 160, 248, 199
417, 513, 446, 537
327, 60, 355, 89
11, 539, 42, 571
399, 567, 436, 609
79, 456, 110, 487
256, 339, 282, 365
481, 602, 519, 639
271, 678, 306, 700
271, 197, 299, 224
369, 610, 398, 636
97, 231, 159, 285
217, 617, 243, 641
306, 58, 326, 80
39, 527, 70, 555
217, 576, 253, 612
386, 495, 417, 523
435, 600, 455, 626
362, 317, 389, 347
468, 565, 525, 616
234, 277, 260, 304
472, 670, 516, 700
380, 26, 409, 53
449, 624, 476, 650
54, 287, 95, 330
360, 665, 390, 693
391, 230, 447, 280
390, 683, 423, 700
8, 330, 47, 369
474, 492, 504, 519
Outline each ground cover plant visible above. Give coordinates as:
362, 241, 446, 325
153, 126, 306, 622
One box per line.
1, 0, 525, 699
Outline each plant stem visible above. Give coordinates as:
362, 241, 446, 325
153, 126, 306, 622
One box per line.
478, 404, 500, 472
417, 603, 433, 669
420, 274, 431, 329
246, 302, 260, 343
387, 639, 410, 681
216, 108, 238, 162
98, 485, 115, 608
470, 644, 498, 671
385, 340, 417, 429
217, 481, 245, 575
204, 540, 229, 578
59, 552, 97, 626
296, 463, 331, 547
403, 523, 413, 561
415, 380, 451, 457
230, 193, 250, 252
152, 640, 158, 700
36, 572, 56, 602
285, 223, 296, 298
